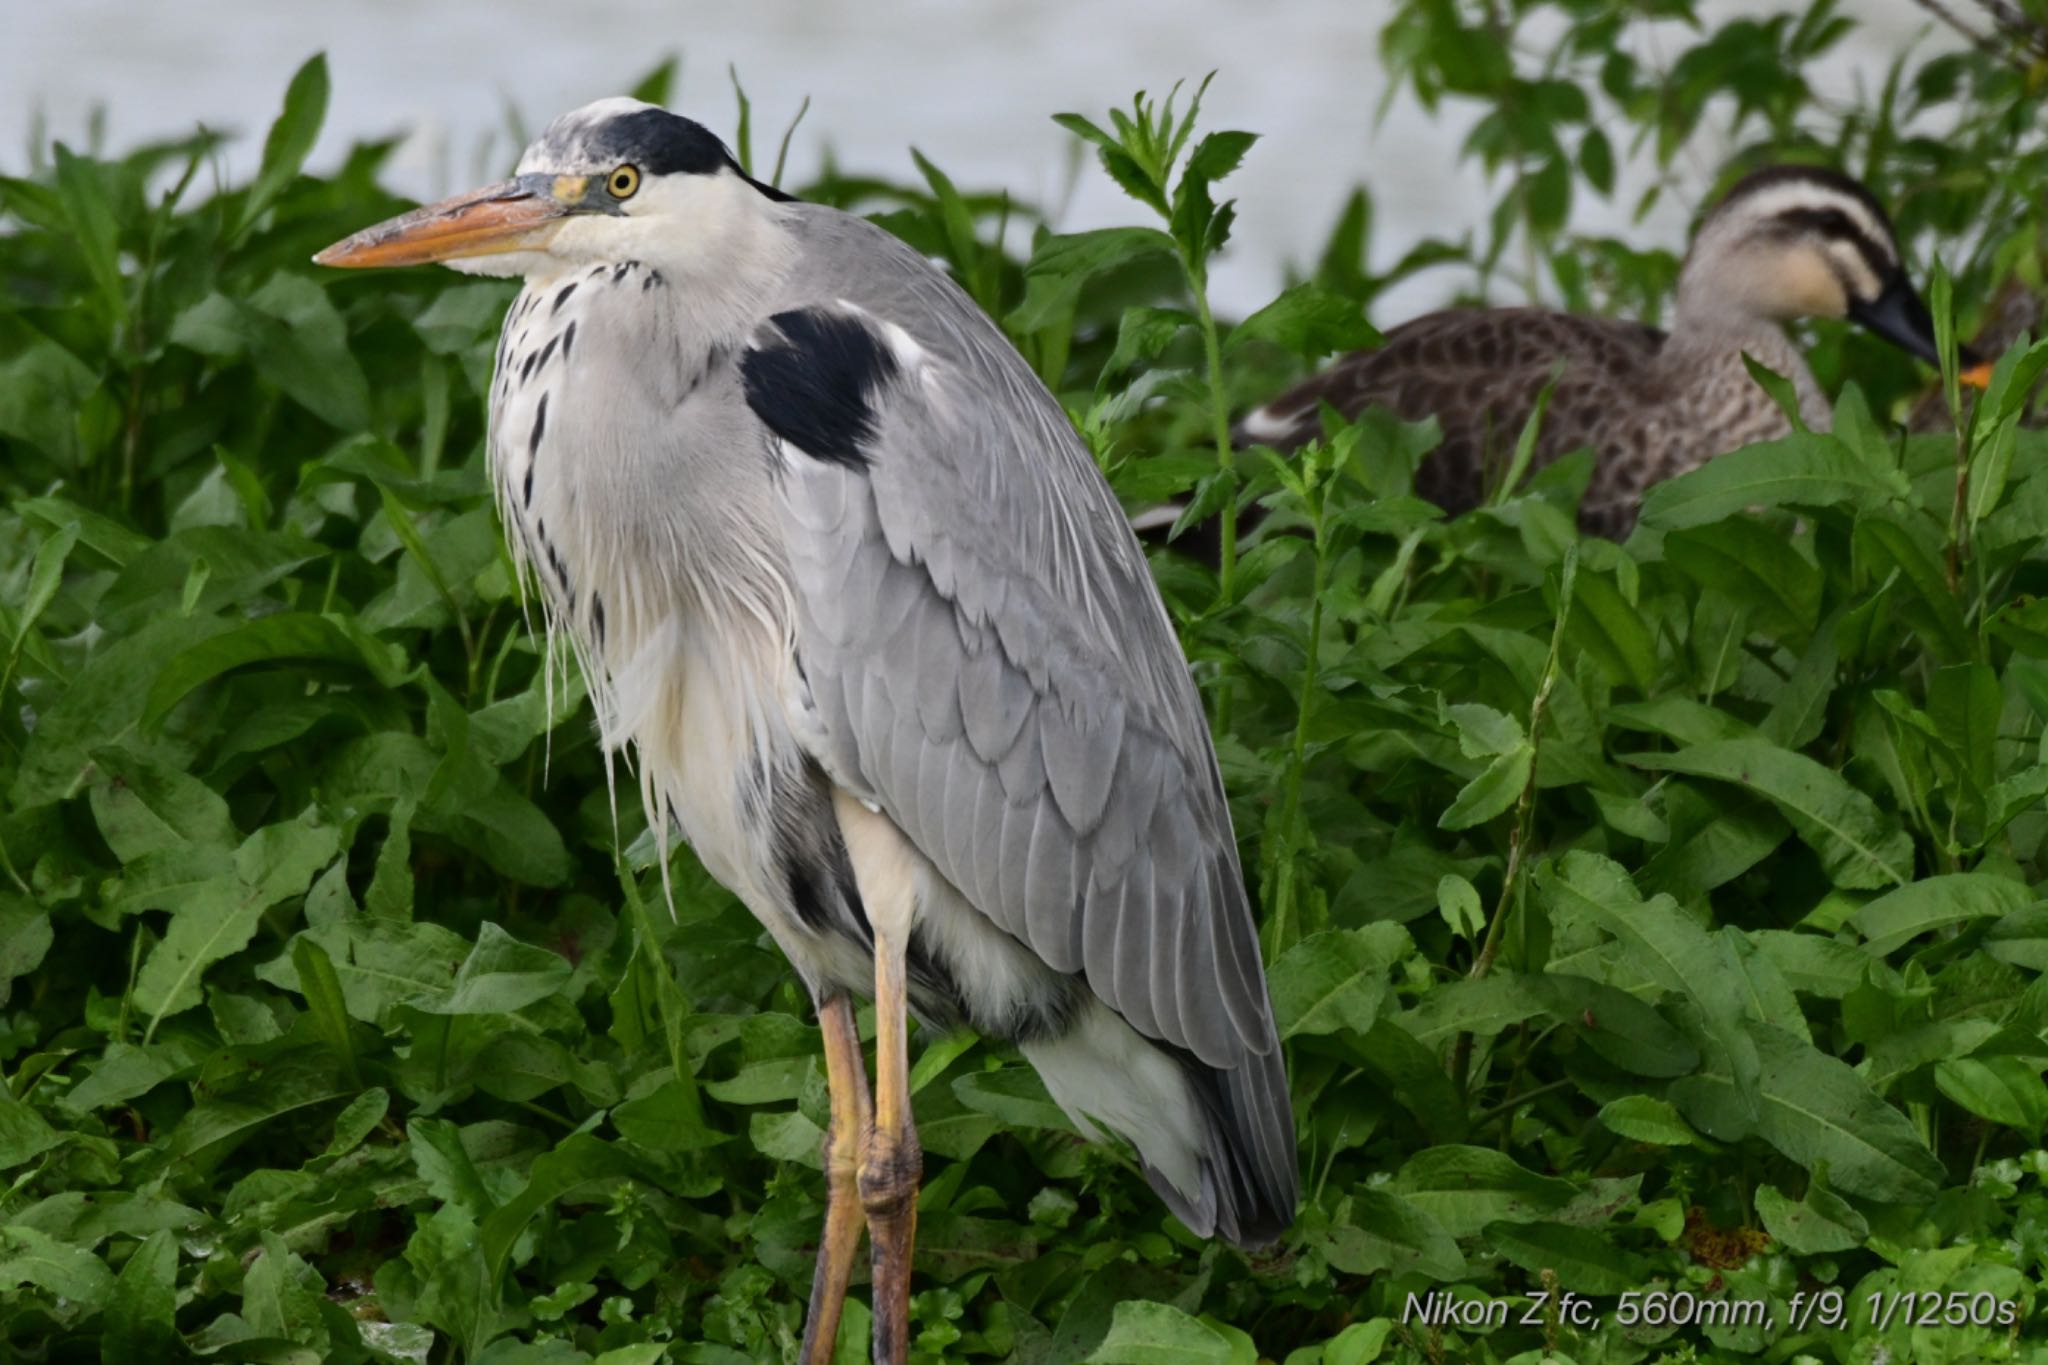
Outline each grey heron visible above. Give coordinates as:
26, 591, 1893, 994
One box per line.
316, 99, 1297, 1362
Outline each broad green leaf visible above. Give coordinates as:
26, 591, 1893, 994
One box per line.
1086, 1300, 1257, 1365
0, 899, 55, 1008
242, 1230, 329, 1349
615, 1078, 726, 1153
240, 53, 330, 234
1598, 1095, 1704, 1147
1850, 874, 2030, 956
1225, 282, 1379, 358
0, 1224, 117, 1310
1638, 430, 1906, 529
87, 748, 235, 863
478, 1133, 636, 1284
1853, 512, 1973, 662
144, 611, 412, 724
134, 810, 342, 1031
53, 145, 125, 321
1316, 1189, 1466, 1280
11, 615, 234, 807
1392, 1145, 1576, 1238
104, 1229, 180, 1359
1754, 1181, 1868, 1255
1439, 743, 1532, 829
1627, 739, 1911, 888
953, 1067, 1075, 1133
412, 922, 572, 1016
1268, 923, 1409, 1039
1664, 518, 1822, 636
1568, 566, 1659, 693
1539, 852, 1759, 1112
258, 917, 472, 1022
1436, 874, 1484, 938
292, 937, 361, 1086
0, 1089, 61, 1170
1672, 1020, 1943, 1203
1485, 1219, 1645, 1295
1008, 227, 1176, 333
1935, 1055, 2048, 1136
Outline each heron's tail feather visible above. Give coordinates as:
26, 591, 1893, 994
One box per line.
1165, 1034, 1298, 1248
1021, 1001, 1298, 1250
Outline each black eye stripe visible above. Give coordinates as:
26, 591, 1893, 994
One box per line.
1770, 206, 1894, 282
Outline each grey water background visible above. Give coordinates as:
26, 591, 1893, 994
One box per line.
5, 0, 1952, 317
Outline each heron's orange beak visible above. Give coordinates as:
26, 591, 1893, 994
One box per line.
315, 174, 586, 268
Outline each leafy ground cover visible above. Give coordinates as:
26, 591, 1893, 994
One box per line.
3, 4, 2048, 1361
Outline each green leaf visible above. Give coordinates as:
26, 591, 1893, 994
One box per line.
1439, 743, 1532, 830
258, 917, 473, 1022
1225, 283, 1379, 358
240, 53, 330, 234
292, 937, 362, 1086
1317, 1189, 1466, 1280
1484, 1220, 1644, 1295
1850, 874, 2030, 956
953, 1067, 1075, 1133
1626, 739, 1911, 888
1436, 874, 1484, 939
134, 810, 343, 1032
1008, 227, 1176, 333
1268, 924, 1409, 1039
1086, 1300, 1258, 1365
1638, 431, 1906, 529
242, 1230, 329, 1349
1853, 512, 1973, 662
1598, 1095, 1704, 1147
1664, 519, 1822, 636
478, 1133, 636, 1284
103, 1229, 180, 1359
0, 1089, 62, 1170
1754, 1181, 1868, 1255
1539, 852, 1760, 1113
87, 748, 236, 861
0, 900, 54, 1008
0, 1225, 117, 1310
144, 611, 412, 724
1935, 1055, 2048, 1136
1672, 1020, 1943, 1203
412, 922, 573, 1016
53, 145, 125, 321
1392, 1145, 1576, 1238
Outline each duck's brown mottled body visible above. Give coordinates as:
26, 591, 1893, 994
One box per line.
1237, 166, 1951, 538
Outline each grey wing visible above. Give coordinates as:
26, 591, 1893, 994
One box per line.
742, 265, 1275, 1079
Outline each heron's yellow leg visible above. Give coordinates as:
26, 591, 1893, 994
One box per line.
799, 992, 871, 1365
860, 919, 920, 1365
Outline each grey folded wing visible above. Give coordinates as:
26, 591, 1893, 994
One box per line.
741, 291, 1275, 1076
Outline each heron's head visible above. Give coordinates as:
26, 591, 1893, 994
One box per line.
315, 98, 791, 280
1680, 164, 1974, 371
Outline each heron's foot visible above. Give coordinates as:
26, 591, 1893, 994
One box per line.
859, 1120, 922, 1365
798, 1117, 868, 1364
800, 994, 872, 1365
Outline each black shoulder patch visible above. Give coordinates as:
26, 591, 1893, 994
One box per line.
742, 309, 900, 469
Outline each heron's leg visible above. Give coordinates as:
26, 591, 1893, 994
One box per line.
860, 915, 921, 1365
799, 991, 871, 1365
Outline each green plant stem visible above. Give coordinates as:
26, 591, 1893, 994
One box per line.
1453, 548, 1577, 1091
1265, 501, 1329, 961
1185, 258, 1239, 736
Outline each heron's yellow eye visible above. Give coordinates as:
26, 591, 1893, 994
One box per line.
607, 165, 641, 200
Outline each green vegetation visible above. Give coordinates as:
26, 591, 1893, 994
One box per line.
3, 3, 2047, 1360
